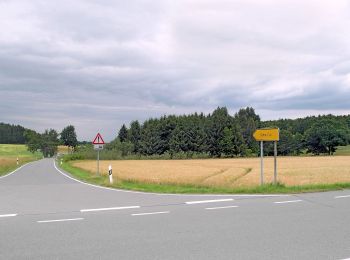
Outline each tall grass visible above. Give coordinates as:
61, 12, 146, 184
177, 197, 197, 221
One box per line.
61, 159, 350, 194
0, 144, 42, 176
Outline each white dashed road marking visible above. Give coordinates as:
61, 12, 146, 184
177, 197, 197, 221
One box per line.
205, 206, 239, 210
80, 206, 140, 213
335, 195, 350, 199
37, 218, 84, 223
0, 214, 17, 218
185, 198, 234, 205
132, 211, 170, 216
274, 200, 303, 204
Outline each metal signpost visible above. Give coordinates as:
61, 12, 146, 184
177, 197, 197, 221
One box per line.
92, 133, 105, 176
253, 128, 280, 185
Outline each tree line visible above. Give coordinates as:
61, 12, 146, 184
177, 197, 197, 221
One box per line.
24, 125, 78, 157
2, 107, 350, 158
110, 107, 350, 157
0, 123, 28, 144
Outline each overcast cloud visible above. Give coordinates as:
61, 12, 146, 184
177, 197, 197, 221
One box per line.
1, 0, 350, 140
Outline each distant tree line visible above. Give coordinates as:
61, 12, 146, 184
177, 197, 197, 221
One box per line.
24, 125, 78, 157
2, 107, 350, 158
0, 123, 28, 144
110, 107, 350, 158
0, 123, 79, 158
108, 107, 260, 158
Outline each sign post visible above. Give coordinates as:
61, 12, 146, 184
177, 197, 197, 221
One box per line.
260, 141, 264, 185
92, 133, 105, 176
253, 128, 279, 185
274, 141, 277, 184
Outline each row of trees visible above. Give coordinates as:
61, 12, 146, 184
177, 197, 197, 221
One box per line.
24, 125, 78, 157
0, 123, 28, 144
111, 107, 350, 157
108, 107, 261, 157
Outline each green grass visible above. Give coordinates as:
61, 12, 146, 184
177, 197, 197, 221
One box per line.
60, 159, 350, 194
0, 144, 42, 177
0, 144, 41, 157
335, 145, 350, 156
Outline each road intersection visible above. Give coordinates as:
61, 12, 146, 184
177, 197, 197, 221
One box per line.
1, 159, 349, 259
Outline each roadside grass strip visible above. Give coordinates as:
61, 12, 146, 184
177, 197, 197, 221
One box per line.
274, 199, 303, 204
205, 206, 239, 210
185, 198, 234, 205
0, 214, 17, 218
37, 218, 84, 224
80, 206, 140, 213
335, 195, 350, 199
60, 160, 350, 194
132, 211, 170, 216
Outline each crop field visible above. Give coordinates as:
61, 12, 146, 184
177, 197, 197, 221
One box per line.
0, 144, 41, 176
71, 156, 350, 188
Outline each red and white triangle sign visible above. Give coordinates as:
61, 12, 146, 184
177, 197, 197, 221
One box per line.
92, 133, 105, 145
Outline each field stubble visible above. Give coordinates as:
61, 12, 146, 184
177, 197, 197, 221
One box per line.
72, 156, 350, 188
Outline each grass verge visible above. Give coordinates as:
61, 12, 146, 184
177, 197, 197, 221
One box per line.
60, 160, 350, 194
0, 144, 42, 177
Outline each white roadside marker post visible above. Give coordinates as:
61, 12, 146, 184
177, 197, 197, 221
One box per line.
108, 164, 113, 184
60, 159, 63, 165
16, 157, 19, 165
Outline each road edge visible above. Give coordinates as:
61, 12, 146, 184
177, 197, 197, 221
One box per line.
0, 161, 34, 180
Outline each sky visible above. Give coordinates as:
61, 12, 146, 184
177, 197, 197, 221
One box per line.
1, 0, 350, 141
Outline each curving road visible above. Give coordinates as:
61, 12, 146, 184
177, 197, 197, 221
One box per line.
1, 159, 350, 259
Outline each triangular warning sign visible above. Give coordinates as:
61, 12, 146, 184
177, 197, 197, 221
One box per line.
92, 133, 105, 144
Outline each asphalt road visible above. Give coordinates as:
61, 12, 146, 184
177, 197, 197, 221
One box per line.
1, 159, 350, 260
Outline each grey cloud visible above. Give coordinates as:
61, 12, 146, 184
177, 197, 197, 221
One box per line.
1, 0, 350, 140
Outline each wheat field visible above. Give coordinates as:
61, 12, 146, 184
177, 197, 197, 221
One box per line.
72, 156, 350, 187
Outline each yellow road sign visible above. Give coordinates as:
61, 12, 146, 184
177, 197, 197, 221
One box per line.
253, 128, 279, 141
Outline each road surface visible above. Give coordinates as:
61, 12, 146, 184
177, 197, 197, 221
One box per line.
1, 159, 349, 259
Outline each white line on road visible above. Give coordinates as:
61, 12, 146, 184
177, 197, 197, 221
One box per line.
0, 214, 17, 218
81, 206, 140, 213
335, 195, 350, 199
0, 162, 33, 179
274, 200, 303, 204
132, 211, 170, 216
205, 206, 239, 210
37, 218, 84, 223
186, 198, 234, 205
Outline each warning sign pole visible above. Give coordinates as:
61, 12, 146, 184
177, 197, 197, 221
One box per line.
92, 133, 105, 177
97, 149, 100, 176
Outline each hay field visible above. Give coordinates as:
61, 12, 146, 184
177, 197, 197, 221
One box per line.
72, 156, 350, 188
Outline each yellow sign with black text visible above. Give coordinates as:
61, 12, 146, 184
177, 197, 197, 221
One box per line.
253, 128, 279, 141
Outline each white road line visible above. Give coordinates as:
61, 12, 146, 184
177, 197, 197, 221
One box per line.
132, 211, 170, 216
274, 199, 303, 204
80, 206, 140, 213
335, 195, 350, 199
205, 205, 239, 210
0, 161, 33, 180
0, 214, 17, 218
186, 198, 234, 205
53, 161, 290, 198
37, 218, 84, 224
